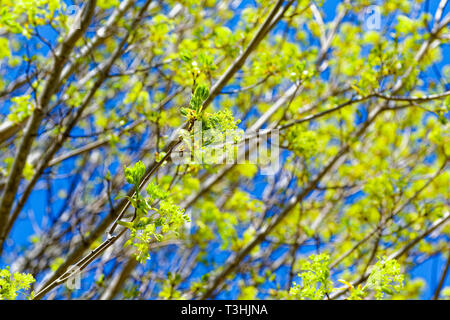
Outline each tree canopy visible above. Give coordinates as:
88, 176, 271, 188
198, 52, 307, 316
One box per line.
0, 0, 449, 300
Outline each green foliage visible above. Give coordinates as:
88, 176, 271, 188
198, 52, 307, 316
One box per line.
0, 37, 11, 60
190, 84, 210, 112
289, 255, 404, 300
289, 253, 333, 300
180, 83, 210, 118
7, 95, 34, 124
289, 60, 314, 83
0, 0, 447, 301
179, 99, 242, 165
442, 287, 450, 299
0, 0, 61, 37
202, 109, 240, 132
124, 160, 146, 186
238, 285, 258, 300
120, 162, 190, 263
365, 256, 404, 300
0, 267, 35, 300
122, 285, 140, 300
159, 272, 184, 299
285, 126, 319, 159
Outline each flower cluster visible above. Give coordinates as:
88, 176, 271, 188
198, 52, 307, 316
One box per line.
120, 161, 190, 263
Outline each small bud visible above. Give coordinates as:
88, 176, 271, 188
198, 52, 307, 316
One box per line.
194, 84, 209, 101
180, 107, 188, 116
179, 49, 192, 62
